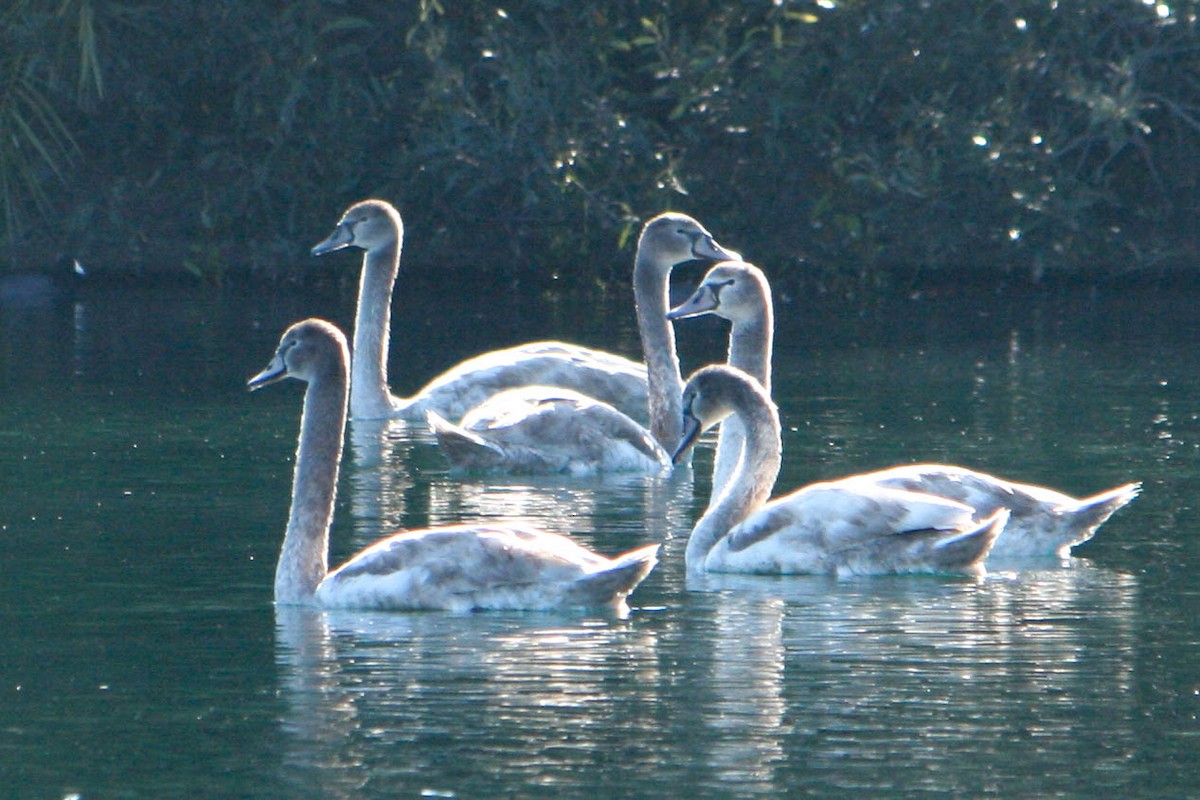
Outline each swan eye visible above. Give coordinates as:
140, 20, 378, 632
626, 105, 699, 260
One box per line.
708, 278, 736, 304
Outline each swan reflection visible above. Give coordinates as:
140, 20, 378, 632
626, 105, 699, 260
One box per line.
274, 607, 661, 798
344, 414, 694, 554
273, 559, 1138, 796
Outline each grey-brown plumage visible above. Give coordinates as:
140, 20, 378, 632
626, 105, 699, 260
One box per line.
311, 199, 651, 422
673, 365, 1004, 576
425, 212, 740, 474
427, 386, 670, 475
670, 261, 1139, 559
248, 318, 659, 611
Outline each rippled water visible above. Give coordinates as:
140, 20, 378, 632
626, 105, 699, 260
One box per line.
1, 277, 1196, 798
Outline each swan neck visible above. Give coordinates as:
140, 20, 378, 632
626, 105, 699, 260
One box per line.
728, 314, 773, 392
350, 240, 401, 418
634, 252, 682, 449
276, 364, 347, 603
687, 393, 781, 570
710, 291, 774, 503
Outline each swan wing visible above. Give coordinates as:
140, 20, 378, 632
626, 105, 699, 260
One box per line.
841, 464, 1140, 558
708, 483, 997, 575
409, 341, 649, 422
432, 386, 670, 475
317, 524, 657, 610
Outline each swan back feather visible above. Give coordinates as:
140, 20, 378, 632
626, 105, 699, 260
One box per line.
427, 386, 670, 476
843, 464, 1141, 558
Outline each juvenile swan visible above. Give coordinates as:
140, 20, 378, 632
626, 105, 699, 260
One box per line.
312, 199, 651, 422
669, 261, 1140, 559
247, 318, 659, 611
672, 365, 1006, 576
668, 260, 772, 500
426, 213, 740, 474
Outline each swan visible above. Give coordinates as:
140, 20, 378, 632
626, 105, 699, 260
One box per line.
312, 200, 732, 423
671, 364, 1007, 576
423, 212, 740, 474
668, 260, 1141, 559
247, 318, 660, 611
667, 260, 772, 501
427, 385, 672, 475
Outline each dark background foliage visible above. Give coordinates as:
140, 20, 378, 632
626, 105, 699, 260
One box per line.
4, 0, 1200, 293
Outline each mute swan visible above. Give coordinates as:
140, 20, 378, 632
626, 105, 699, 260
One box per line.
426, 386, 671, 476
247, 318, 659, 611
424, 212, 739, 474
672, 364, 1006, 576
668, 260, 772, 501
313, 199, 688, 423
669, 261, 1141, 559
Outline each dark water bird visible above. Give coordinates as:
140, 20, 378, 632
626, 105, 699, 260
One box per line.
0, 259, 86, 309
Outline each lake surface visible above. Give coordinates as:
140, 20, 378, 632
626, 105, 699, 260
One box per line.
1, 273, 1197, 798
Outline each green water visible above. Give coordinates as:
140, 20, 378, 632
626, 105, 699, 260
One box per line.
0, 279, 1194, 798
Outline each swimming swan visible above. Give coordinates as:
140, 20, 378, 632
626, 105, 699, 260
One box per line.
312, 199, 653, 422
671, 364, 1006, 576
668, 260, 772, 500
247, 318, 659, 611
669, 261, 1141, 559
425, 213, 740, 474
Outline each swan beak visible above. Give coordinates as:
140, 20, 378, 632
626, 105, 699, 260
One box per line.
247, 356, 289, 391
667, 285, 718, 321
311, 224, 354, 256
694, 235, 740, 263
671, 414, 704, 465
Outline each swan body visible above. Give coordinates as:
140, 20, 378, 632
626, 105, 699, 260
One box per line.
426, 212, 739, 474
673, 365, 1005, 576
248, 318, 659, 611
427, 386, 670, 476
838, 464, 1140, 559
311, 199, 650, 422
669, 262, 1139, 559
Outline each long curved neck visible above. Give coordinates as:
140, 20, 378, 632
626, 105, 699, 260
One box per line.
634, 252, 682, 449
687, 393, 781, 570
728, 310, 772, 392
350, 240, 402, 418
710, 286, 774, 505
276, 364, 348, 603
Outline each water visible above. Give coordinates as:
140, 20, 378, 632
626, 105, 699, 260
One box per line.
1, 277, 1197, 798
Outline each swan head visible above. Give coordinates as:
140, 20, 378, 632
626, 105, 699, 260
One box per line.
671, 364, 771, 464
667, 261, 768, 325
638, 213, 740, 273
248, 318, 349, 390
311, 199, 403, 256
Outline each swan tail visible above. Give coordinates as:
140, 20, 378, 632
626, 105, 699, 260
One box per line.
991, 481, 1141, 559
1066, 481, 1141, 538
567, 544, 660, 605
426, 410, 508, 470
